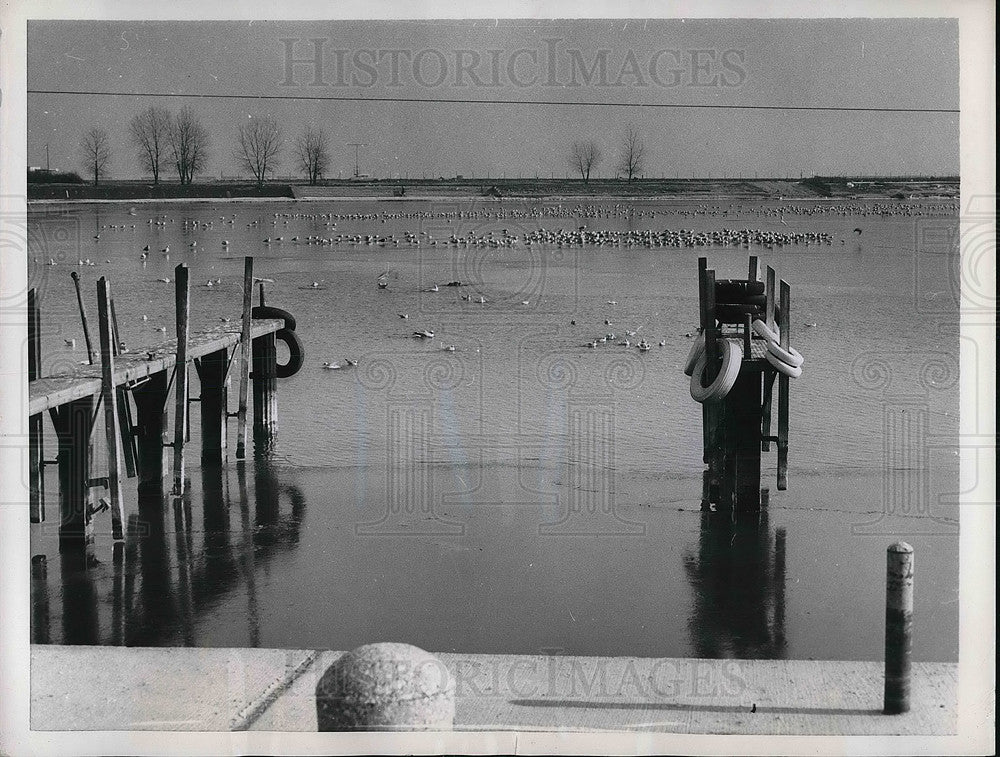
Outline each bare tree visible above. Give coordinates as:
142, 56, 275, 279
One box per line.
294, 126, 331, 185
617, 125, 646, 182
568, 141, 602, 183
129, 106, 171, 184
236, 116, 283, 189
168, 106, 209, 185
79, 127, 111, 186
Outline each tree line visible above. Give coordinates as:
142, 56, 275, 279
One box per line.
79, 106, 331, 187
567, 125, 646, 183
79, 108, 646, 186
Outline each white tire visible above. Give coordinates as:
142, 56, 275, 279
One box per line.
766, 340, 804, 368
690, 339, 743, 403
751, 318, 780, 343
766, 350, 803, 378
683, 332, 706, 376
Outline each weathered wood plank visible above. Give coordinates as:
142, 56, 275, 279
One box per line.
28, 288, 45, 523
235, 257, 254, 460
777, 279, 791, 490
172, 264, 191, 495
97, 278, 125, 540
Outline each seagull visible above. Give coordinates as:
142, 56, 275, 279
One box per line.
154, 326, 167, 333
804, 322, 817, 327
426, 284, 440, 292
440, 343, 455, 352
322, 361, 341, 369
398, 313, 409, 319
310, 281, 320, 288
157, 277, 170, 283
659, 340, 666, 347
413, 329, 434, 339
344, 358, 358, 367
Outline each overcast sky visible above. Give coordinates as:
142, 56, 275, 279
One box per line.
26, 18, 959, 180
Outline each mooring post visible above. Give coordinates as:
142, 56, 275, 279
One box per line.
258, 280, 266, 307
235, 257, 254, 459
97, 277, 126, 540
697, 258, 711, 467
172, 264, 191, 495
761, 266, 777, 452
726, 366, 763, 511
132, 371, 169, 496
28, 287, 45, 523
252, 332, 278, 444
884, 542, 914, 714
198, 348, 230, 464
110, 296, 138, 479
776, 279, 791, 490
54, 396, 96, 549
70, 271, 96, 365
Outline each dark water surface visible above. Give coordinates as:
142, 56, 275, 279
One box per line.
28, 197, 960, 661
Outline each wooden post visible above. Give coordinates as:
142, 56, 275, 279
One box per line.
884, 542, 914, 714
761, 266, 777, 452
748, 255, 759, 284
110, 296, 138, 478
28, 288, 44, 523
235, 257, 254, 459
172, 264, 191, 494
54, 396, 96, 549
252, 332, 278, 444
97, 277, 126, 540
765, 266, 776, 329
131, 371, 169, 495
70, 271, 96, 365
726, 367, 763, 511
776, 279, 791, 490
30, 555, 50, 644
258, 280, 266, 307
199, 348, 229, 464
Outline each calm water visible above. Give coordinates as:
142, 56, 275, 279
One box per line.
28, 197, 960, 661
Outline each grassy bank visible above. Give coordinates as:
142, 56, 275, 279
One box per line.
27, 176, 959, 202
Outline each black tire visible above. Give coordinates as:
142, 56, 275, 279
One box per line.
252, 305, 297, 332
274, 327, 305, 378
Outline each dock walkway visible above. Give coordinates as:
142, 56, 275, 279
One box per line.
28, 319, 283, 416
30, 645, 957, 735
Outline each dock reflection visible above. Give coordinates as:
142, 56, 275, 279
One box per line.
684, 510, 787, 659
30, 461, 306, 647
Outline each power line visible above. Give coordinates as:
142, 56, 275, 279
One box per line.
26, 89, 958, 114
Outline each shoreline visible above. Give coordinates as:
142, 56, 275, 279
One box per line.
27, 192, 961, 207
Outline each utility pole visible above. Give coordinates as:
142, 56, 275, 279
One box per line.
45, 144, 50, 171
347, 143, 367, 178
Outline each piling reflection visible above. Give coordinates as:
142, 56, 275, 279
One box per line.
30, 460, 308, 647
683, 510, 787, 659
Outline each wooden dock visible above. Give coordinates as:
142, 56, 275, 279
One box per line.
27, 257, 302, 551
693, 256, 795, 514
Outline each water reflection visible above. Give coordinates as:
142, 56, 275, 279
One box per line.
684, 510, 787, 659
30, 462, 307, 647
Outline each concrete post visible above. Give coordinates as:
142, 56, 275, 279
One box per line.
316, 643, 455, 731
884, 541, 914, 714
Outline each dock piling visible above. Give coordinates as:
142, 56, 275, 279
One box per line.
28, 288, 45, 523
132, 371, 170, 495
776, 280, 791, 490
198, 348, 230, 464
110, 296, 139, 478
70, 271, 96, 365
235, 257, 254, 459
252, 332, 278, 445
171, 264, 191, 495
97, 277, 126, 540
884, 542, 914, 714
53, 396, 96, 548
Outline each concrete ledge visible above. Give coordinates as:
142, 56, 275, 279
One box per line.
30, 645, 956, 734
